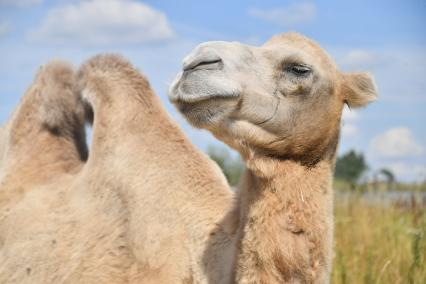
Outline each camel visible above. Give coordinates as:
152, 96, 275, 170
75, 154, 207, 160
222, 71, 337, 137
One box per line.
0, 56, 237, 283
169, 32, 377, 283
0, 32, 376, 284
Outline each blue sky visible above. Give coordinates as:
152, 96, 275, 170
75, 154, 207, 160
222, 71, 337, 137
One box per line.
0, 0, 425, 182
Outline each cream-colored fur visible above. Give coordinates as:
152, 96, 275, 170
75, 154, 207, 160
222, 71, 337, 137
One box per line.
1, 32, 376, 283
170, 32, 377, 283
0, 56, 238, 283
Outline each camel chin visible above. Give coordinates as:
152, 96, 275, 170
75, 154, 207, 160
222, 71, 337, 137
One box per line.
175, 96, 238, 128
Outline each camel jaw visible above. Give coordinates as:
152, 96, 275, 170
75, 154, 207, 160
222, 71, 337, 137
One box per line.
171, 95, 238, 128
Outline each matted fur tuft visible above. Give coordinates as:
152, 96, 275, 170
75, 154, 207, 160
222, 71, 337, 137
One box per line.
76, 54, 135, 99
76, 53, 153, 110
79, 53, 134, 74
37, 60, 86, 131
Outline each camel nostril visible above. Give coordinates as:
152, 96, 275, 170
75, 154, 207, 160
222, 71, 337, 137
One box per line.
183, 57, 223, 72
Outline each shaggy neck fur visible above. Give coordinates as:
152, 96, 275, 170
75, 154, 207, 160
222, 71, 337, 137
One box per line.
234, 154, 334, 283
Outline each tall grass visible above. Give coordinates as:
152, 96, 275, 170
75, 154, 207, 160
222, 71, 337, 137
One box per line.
332, 193, 426, 284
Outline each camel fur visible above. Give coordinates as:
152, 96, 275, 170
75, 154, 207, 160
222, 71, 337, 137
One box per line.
0, 56, 237, 283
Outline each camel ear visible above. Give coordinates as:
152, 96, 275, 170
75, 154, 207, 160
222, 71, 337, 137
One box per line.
342, 72, 378, 108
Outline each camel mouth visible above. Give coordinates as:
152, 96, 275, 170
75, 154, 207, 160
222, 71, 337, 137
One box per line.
174, 94, 237, 113
174, 94, 236, 109
168, 66, 242, 105
171, 92, 240, 104
168, 60, 242, 128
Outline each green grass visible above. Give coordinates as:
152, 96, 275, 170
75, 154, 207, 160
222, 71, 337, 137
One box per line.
332, 193, 426, 284
333, 179, 426, 192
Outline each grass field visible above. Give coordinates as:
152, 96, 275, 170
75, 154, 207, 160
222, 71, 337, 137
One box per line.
332, 192, 426, 284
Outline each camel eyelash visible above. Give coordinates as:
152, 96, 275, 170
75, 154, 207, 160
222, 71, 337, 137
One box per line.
283, 63, 312, 77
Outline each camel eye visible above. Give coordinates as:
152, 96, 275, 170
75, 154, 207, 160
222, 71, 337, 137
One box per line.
285, 64, 311, 76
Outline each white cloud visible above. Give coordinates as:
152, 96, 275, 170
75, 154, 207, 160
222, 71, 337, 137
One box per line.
0, 21, 10, 38
0, 0, 43, 7
370, 127, 424, 158
342, 106, 358, 121
30, 0, 174, 45
332, 47, 426, 104
248, 2, 316, 27
341, 106, 358, 137
342, 124, 358, 137
338, 49, 391, 71
385, 162, 426, 182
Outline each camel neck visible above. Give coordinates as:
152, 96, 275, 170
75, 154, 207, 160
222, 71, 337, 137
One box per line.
235, 157, 334, 283
242, 155, 333, 200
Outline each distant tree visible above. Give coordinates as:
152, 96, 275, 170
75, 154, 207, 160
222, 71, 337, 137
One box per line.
334, 150, 368, 189
208, 145, 228, 173
207, 145, 244, 186
379, 168, 395, 190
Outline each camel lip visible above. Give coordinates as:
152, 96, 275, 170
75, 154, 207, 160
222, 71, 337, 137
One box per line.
169, 91, 240, 104
167, 70, 241, 105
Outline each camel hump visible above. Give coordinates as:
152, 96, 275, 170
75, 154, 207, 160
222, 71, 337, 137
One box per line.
0, 59, 88, 180
79, 54, 134, 74
76, 53, 153, 109
35, 60, 86, 132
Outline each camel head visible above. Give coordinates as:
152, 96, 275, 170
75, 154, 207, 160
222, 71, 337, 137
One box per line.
169, 33, 377, 165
